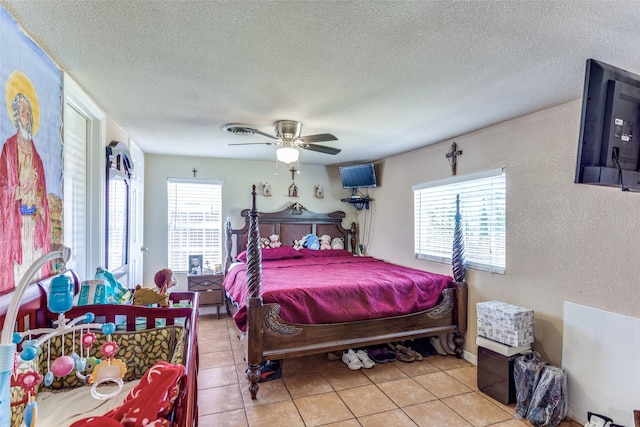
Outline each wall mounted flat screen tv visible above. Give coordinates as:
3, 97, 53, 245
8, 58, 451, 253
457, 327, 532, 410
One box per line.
576, 59, 640, 190
340, 163, 377, 189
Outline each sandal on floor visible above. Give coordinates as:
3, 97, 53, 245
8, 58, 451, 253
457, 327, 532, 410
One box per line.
395, 348, 415, 363
397, 344, 423, 361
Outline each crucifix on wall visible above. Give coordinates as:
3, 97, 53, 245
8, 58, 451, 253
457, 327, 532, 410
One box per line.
446, 142, 463, 175
288, 167, 299, 197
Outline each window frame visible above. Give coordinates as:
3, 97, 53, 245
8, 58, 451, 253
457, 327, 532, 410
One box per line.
412, 168, 506, 274
166, 178, 223, 273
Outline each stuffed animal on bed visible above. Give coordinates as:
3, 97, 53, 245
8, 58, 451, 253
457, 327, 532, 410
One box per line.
331, 237, 345, 250
293, 237, 305, 250
269, 234, 282, 248
133, 268, 175, 307
319, 234, 332, 250
260, 237, 271, 248
303, 234, 320, 250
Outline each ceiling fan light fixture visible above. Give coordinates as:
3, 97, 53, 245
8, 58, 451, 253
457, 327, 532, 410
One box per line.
276, 146, 299, 164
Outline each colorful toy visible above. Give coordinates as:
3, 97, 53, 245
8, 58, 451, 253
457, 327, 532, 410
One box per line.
0, 247, 131, 426
303, 234, 320, 250
133, 268, 175, 307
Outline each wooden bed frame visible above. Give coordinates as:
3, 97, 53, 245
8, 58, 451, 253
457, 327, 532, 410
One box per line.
225, 187, 468, 399
0, 271, 200, 427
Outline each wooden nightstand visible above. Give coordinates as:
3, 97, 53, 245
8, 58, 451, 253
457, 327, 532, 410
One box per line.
187, 273, 225, 318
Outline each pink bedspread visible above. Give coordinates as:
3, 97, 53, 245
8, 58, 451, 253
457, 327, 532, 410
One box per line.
224, 256, 453, 331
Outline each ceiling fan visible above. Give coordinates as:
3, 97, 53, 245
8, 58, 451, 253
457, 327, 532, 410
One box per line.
224, 120, 341, 164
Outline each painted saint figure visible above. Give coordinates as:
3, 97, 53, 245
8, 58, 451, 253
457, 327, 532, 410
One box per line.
0, 73, 51, 291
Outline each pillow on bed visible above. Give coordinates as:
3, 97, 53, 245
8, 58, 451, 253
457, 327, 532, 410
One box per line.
299, 248, 353, 258
236, 246, 302, 262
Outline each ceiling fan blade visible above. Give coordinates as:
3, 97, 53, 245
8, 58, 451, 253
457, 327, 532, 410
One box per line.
299, 133, 338, 143
300, 143, 342, 155
250, 129, 279, 140
228, 142, 277, 146
223, 123, 278, 139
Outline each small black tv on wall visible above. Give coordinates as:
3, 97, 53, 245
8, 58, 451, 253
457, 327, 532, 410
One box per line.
575, 59, 640, 190
340, 163, 377, 189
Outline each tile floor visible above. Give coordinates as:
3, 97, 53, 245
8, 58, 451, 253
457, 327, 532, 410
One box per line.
196, 308, 578, 427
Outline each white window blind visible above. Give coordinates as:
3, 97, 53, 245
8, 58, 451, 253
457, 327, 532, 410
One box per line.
413, 168, 506, 274
167, 179, 223, 272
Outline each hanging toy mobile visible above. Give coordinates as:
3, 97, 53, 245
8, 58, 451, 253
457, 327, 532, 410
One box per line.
0, 247, 127, 427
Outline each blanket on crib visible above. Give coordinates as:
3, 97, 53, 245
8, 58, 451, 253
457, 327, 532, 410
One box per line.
70, 361, 185, 427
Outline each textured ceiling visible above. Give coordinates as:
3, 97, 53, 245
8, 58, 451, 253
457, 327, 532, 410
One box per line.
2, 0, 640, 166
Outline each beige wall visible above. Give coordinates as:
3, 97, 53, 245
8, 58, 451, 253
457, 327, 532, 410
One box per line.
142, 155, 356, 290
366, 99, 640, 366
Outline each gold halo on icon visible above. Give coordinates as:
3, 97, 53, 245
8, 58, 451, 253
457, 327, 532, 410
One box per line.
5, 70, 40, 137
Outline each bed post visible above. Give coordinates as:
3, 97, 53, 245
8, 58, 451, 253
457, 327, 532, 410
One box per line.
349, 222, 357, 254
453, 281, 468, 358
224, 219, 233, 273
245, 185, 264, 399
452, 194, 467, 358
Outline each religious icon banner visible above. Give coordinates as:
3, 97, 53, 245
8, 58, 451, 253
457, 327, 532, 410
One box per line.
0, 7, 63, 293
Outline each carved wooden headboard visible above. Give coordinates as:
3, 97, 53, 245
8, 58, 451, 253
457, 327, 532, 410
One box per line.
224, 202, 357, 271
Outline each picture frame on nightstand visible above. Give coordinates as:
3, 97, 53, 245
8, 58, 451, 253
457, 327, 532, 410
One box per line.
188, 254, 203, 274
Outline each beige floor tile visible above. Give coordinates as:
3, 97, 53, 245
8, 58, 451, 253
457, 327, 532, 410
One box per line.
428, 355, 474, 370
362, 362, 409, 384
395, 358, 442, 376
197, 326, 228, 338
246, 399, 306, 427
199, 408, 249, 426
414, 371, 472, 399
323, 419, 362, 427
199, 349, 235, 369
447, 365, 478, 391
359, 408, 419, 426
377, 378, 437, 407
491, 419, 529, 426
338, 384, 397, 417
403, 399, 473, 426
283, 371, 335, 398
294, 392, 355, 426
197, 364, 239, 389
194, 312, 586, 427
197, 384, 244, 415
442, 391, 513, 426
321, 364, 373, 390
241, 377, 293, 407
198, 334, 231, 351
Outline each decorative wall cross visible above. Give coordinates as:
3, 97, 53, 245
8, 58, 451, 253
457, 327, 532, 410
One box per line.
289, 167, 298, 180
446, 142, 463, 175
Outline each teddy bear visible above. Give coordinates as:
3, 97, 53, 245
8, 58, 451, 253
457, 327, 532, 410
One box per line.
260, 237, 271, 248
269, 234, 282, 248
331, 237, 345, 250
319, 234, 332, 250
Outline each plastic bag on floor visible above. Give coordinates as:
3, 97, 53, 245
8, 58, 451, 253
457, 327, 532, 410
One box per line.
514, 351, 547, 419
526, 365, 568, 427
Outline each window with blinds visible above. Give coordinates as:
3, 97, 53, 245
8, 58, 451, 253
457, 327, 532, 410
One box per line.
413, 168, 506, 274
167, 179, 223, 272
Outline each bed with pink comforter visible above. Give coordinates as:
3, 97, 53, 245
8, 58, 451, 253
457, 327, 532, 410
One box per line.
224, 249, 453, 330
